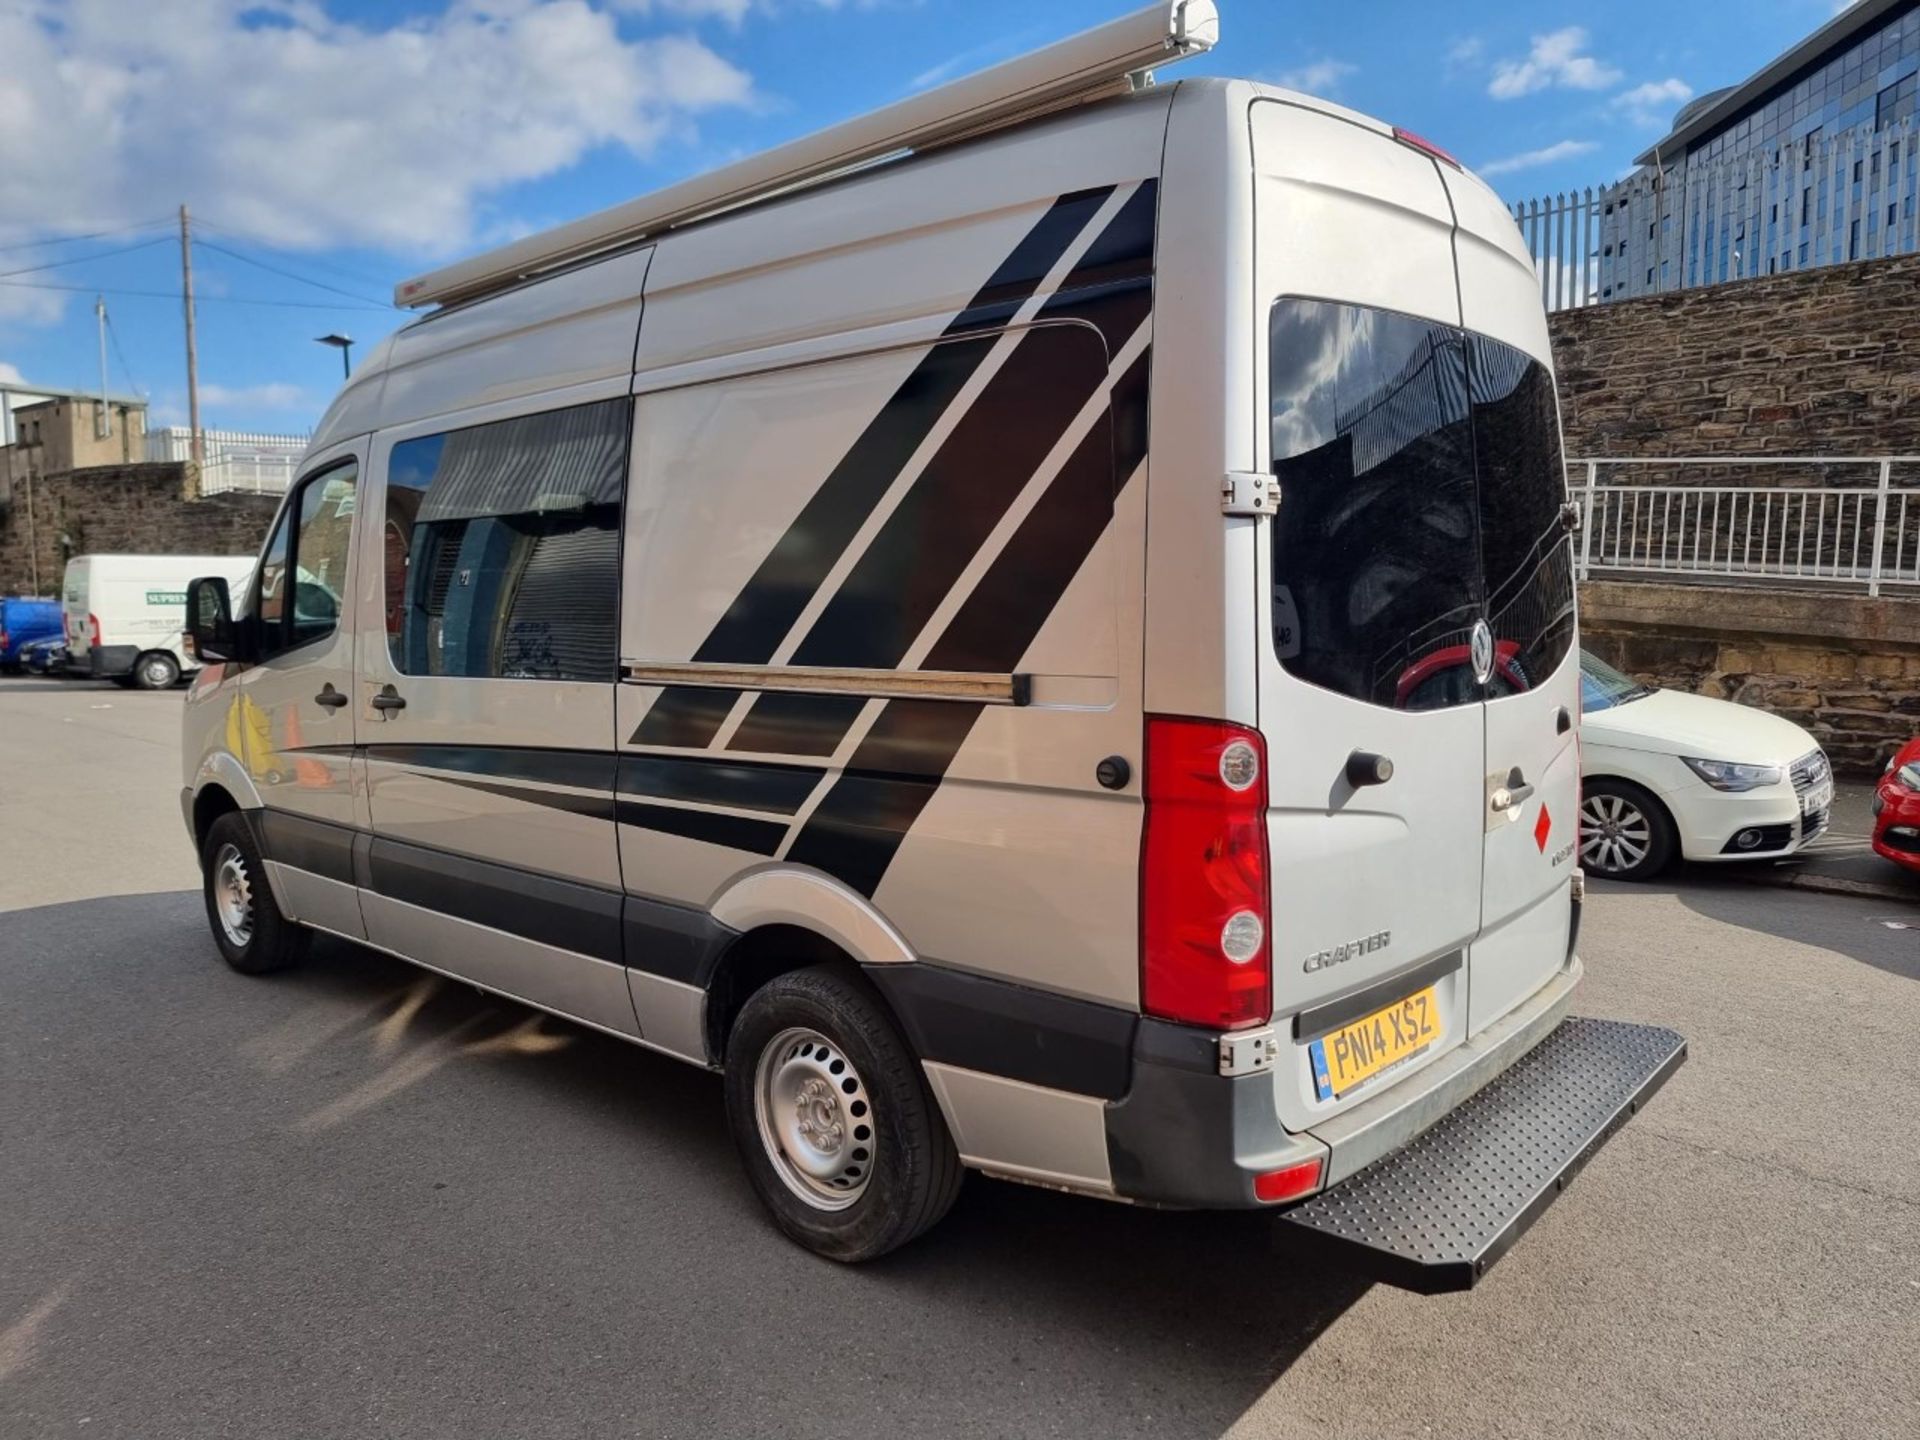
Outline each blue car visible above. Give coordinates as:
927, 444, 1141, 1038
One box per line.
0, 597, 63, 672
20, 636, 68, 675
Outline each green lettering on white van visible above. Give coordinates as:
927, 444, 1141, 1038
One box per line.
146, 591, 187, 605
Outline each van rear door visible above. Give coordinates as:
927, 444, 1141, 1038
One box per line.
1444, 169, 1581, 1032
1249, 100, 1486, 1131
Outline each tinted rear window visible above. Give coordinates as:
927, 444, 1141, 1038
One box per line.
1269, 299, 1573, 711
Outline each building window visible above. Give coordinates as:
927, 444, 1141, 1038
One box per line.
384, 398, 628, 683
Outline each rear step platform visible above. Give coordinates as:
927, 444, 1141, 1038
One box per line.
1277, 1017, 1686, 1294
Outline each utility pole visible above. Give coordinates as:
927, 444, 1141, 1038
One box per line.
179, 204, 203, 468
95, 295, 111, 441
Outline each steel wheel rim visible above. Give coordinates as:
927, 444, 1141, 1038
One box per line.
1580, 793, 1652, 874
752, 1026, 874, 1211
212, 842, 255, 947
143, 656, 174, 687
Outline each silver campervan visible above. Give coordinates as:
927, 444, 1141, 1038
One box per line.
180, 1, 1684, 1289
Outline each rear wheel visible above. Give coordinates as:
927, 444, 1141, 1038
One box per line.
724, 966, 962, 1262
201, 812, 308, 975
1580, 780, 1675, 881
133, 651, 181, 690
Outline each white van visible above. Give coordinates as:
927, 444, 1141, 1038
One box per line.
179, 2, 1684, 1289
64, 553, 256, 688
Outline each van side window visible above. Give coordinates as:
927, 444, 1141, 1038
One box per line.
246, 462, 358, 657
383, 398, 626, 682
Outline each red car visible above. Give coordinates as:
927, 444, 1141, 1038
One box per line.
1872, 738, 1920, 873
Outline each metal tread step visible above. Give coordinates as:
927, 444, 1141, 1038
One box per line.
1277, 1017, 1686, 1294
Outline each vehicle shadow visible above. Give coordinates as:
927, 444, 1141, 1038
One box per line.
1594, 867, 1920, 983
2, 892, 1369, 1440
294, 933, 1374, 1428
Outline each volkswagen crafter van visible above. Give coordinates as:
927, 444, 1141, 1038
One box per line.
180, 2, 1684, 1289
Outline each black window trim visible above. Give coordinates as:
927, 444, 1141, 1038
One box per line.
250, 455, 359, 664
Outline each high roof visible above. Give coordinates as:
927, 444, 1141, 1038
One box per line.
1634, 0, 1913, 165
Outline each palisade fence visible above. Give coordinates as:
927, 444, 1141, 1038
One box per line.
1512, 119, 1920, 311
1570, 457, 1920, 595
147, 425, 309, 498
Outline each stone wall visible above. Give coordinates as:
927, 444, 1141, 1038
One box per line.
1549, 253, 1920, 457
1580, 579, 1920, 777
0, 464, 277, 597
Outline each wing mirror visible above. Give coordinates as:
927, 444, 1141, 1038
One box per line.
186, 575, 250, 665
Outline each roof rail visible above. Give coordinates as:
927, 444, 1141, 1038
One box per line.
394, 0, 1220, 310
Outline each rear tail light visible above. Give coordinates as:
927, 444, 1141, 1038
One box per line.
1253, 1157, 1323, 1204
1392, 125, 1462, 170
1141, 716, 1273, 1030
88, 613, 102, 649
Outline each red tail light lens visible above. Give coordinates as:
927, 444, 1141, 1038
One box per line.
1141, 716, 1273, 1030
1254, 1157, 1324, 1204
1393, 125, 1462, 170
88, 613, 102, 649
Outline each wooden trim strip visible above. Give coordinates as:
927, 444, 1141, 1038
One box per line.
621, 660, 1029, 706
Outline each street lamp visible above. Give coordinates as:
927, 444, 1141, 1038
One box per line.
315, 333, 354, 380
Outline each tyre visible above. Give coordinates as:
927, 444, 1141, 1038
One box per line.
724, 966, 963, 1262
1580, 779, 1676, 881
133, 651, 181, 690
201, 812, 309, 975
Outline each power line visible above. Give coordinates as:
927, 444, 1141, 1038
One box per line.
193, 239, 394, 308
103, 308, 146, 399
0, 277, 392, 312
0, 219, 175, 257
0, 236, 175, 281
192, 218, 396, 291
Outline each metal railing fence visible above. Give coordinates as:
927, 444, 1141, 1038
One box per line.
1513, 120, 1920, 311
1571, 456, 1920, 596
196, 452, 301, 497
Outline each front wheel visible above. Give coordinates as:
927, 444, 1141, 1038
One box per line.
1580, 779, 1676, 881
133, 651, 181, 690
724, 966, 963, 1262
201, 812, 309, 975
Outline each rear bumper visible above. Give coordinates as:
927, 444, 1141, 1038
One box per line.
1105, 955, 1584, 1206
86, 644, 138, 677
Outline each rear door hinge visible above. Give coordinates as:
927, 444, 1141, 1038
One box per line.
1219, 1027, 1279, 1077
1223, 470, 1281, 517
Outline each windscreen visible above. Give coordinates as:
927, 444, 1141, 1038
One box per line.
1269, 298, 1574, 711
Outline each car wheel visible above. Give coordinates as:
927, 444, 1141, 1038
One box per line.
133, 651, 182, 690
724, 966, 963, 1262
201, 812, 309, 975
1580, 780, 1676, 881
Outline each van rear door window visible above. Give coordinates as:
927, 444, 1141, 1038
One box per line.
1268, 299, 1573, 709
384, 399, 627, 682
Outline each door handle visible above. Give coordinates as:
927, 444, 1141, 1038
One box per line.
1345, 750, 1395, 788
1490, 767, 1536, 813
370, 685, 407, 714
314, 684, 348, 710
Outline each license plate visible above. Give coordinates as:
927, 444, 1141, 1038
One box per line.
1308, 986, 1441, 1102
1803, 781, 1834, 816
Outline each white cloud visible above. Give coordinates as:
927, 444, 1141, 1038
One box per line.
1480, 138, 1600, 176
199, 381, 309, 410
0, 361, 24, 385
0, 1, 757, 259
0, 285, 68, 332
1270, 59, 1357, 97
1489, 28, 1623, 99
1613, 77, 1695, 129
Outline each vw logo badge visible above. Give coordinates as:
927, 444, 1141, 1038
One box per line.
1470, 619, 1495, 686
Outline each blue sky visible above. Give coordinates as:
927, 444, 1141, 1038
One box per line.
0, 0, 1858, 435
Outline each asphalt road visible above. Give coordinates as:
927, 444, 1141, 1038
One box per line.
2, 683, 1916, 1440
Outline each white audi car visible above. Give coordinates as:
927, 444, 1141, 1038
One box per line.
1578, 651, 1834, 880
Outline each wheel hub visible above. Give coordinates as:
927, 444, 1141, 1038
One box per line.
212, 841, 254, 947
753, 1027, 874, 1211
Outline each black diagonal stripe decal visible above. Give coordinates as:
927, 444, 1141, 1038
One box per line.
631, 186, 1117, 750
615, 800, 787, 856
617, 753, 825, 815
726, 181, 1158, 754
774, 322, 1111, 674
787, 343, 1152, 897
